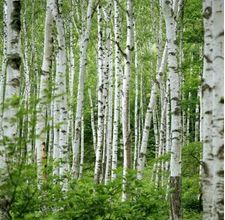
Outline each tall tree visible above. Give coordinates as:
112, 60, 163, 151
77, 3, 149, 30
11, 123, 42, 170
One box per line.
94, 3, 104, 183
122, 0, 134, 201
72, 0, 94, 178
111, 0, 122, 181
0, 0, 21, 218
36, 0, 54, 183
202, 0, 224, 218
162, 0, 182, 219
211, 0, 224, 217
202, 0, 214, 218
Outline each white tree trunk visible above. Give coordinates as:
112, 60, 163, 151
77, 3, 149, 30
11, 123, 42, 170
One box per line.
72, 0, 93, 179
162, 0, 182, 219
202, 0, 214, 218
122, 0, 134, 201
186, 92, 190, 144
133, 20, 139, 170
211, 0, 224, 218
111, 0, 122, 181
165, 79, 171, 173
94, 4, 104, 183
22, 10, 33, 163
195, 89, 200, 142
36, 0, 54, 183
0, 1, 21, 217
0, 0, 7, 126
88, 89, 97, 152
152, 110, 159, 185
52, 0, 69, 187
79, 115, 84, 179
105, 10, 113, 184
0, 0, 22, 184
0, 0, 8, 172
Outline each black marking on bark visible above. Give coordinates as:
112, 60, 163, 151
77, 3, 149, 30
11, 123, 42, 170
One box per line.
217, 170, 224, 177
11, 1, 21, 32
202, 83, 212, 92
205, 110, 212, 115
202, 161, 209, 176
204, 55, 213, 63
219, 97, 224, 104
61, 130, 67, 134
10, 78, 20, 87
169, 52, 176, 56
165, 0, 170, 5
217, 145, 224, 160
174, 107, 180, 115
8, 56, 21, 70
203, 7, 212, 19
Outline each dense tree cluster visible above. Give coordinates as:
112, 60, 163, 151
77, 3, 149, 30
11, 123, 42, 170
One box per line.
0, 0, 223, 219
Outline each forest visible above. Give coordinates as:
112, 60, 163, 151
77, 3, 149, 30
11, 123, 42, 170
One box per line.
0, 0, 223, 219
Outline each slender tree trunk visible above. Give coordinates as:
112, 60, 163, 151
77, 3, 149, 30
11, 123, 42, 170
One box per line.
105, 8, 113, 184
36, 0, 54, 183
137, 44, 167, 180
111, 0, 122, 181
79, 115, 84, 179
202, 0, 214, 218
52, 0, 69, 187
88, 89, 97, 152
162, 0, 182, 219
152, 109, 159, 184
22, 10, 33, 163
133, 20, 139, 170
0, 0, 8, 171
72, 0, 93, 179
165, 79, 171, 172
194, 89, 200, 142
186, 92, 190, 144
0, 1, 21, 217
68, 6, 75, 161
0, 0, 7, 131
94, 4, 104, 183
122, 0, 134, 201
211, 0, 224, 218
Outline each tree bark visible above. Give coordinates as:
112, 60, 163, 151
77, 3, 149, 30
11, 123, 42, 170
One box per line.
0, 0, 21, 217
162, 0, 182, 219
36, 0, 54, 183
211, 0, 224, 218
72, 0, 93, 179
202, 0, 214, 218
111, 0, 122, 181
122, 0, 134, 201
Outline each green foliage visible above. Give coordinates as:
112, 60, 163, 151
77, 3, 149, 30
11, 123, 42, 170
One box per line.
1, 145, 203, 220
1, 165, 169, 220
182, 142, 202, 218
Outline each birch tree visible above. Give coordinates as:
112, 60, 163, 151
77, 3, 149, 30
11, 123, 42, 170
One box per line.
0, 0, 8, 172
162, 0, 182, 219
111, 0, 122, 181
211, 1, 224, 216
202, 0, 214, 218
137, 44, 167, 180
94, 4, 104, 183
122, 0, 134, 201
72, 0, 93, 179
52, 0, 69, 186
104, 3, 113, 184
88, 89, 97, 152
36, 0, 54, 183
0, 0, 21, 217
